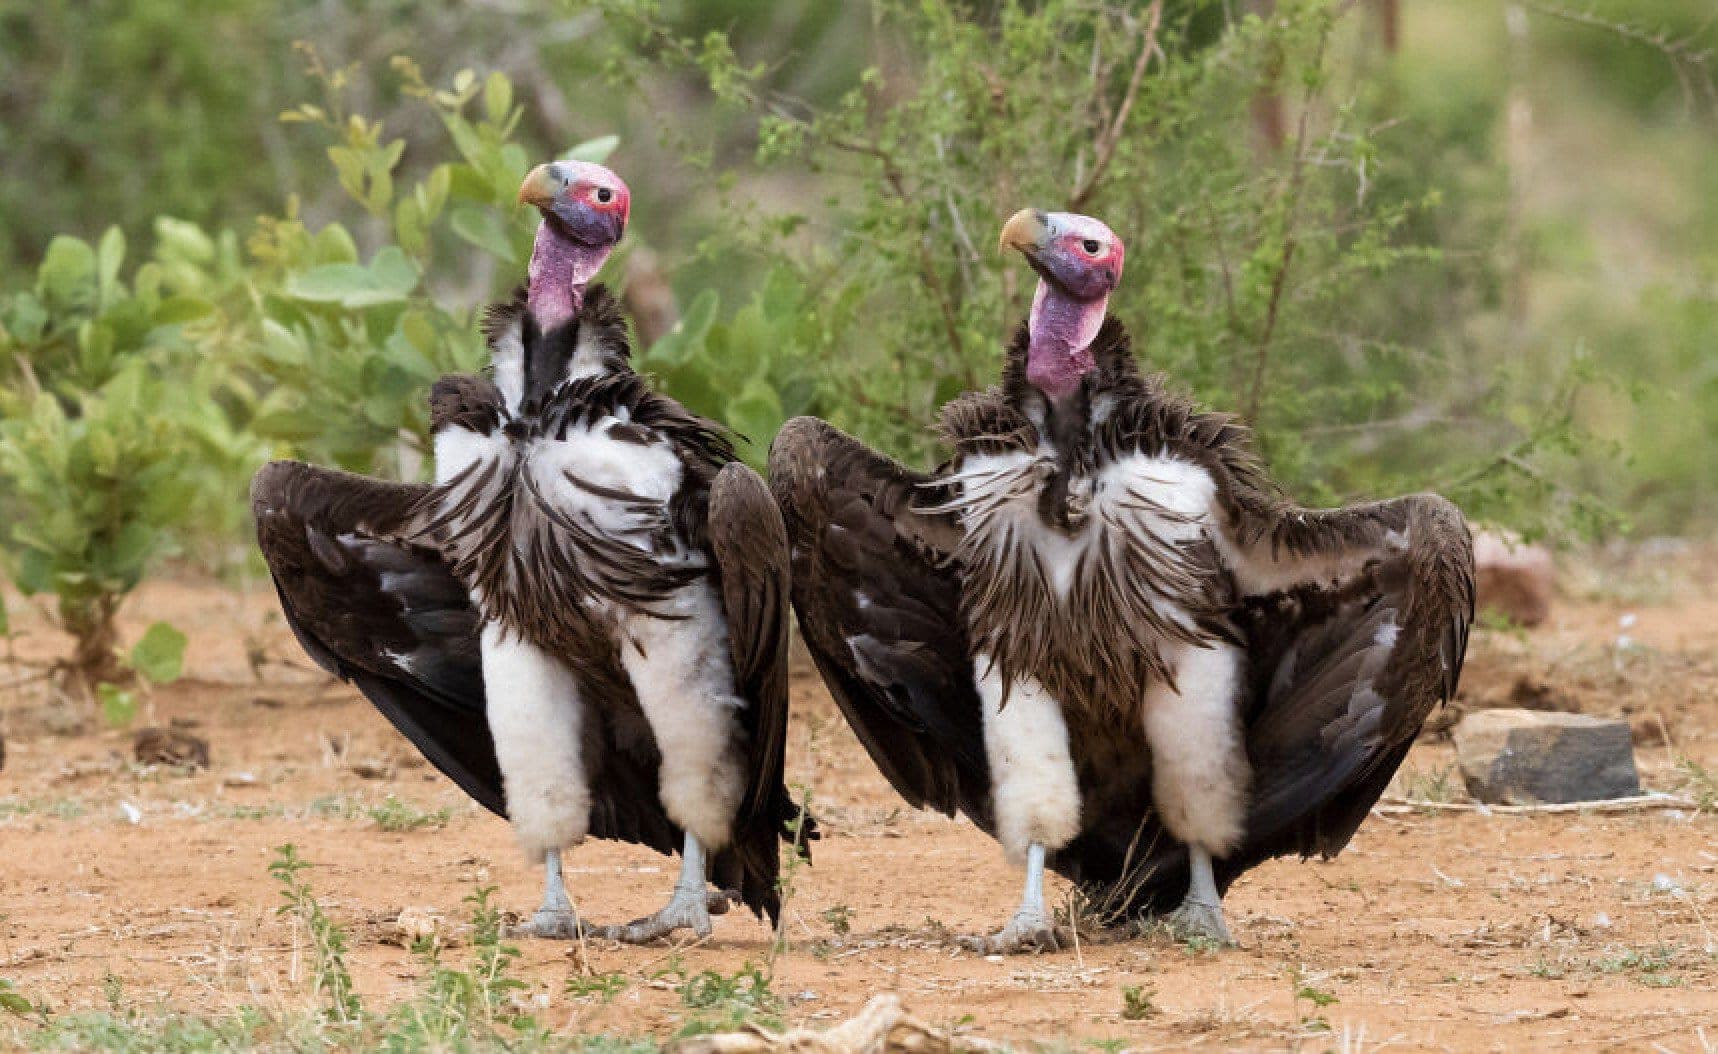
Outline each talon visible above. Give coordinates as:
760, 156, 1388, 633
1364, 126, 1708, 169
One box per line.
957, 910, 1070, 955
506, 908, 585, 940
706, 889, 738, 916
590, 889, 715, 944
1162, 897, 1235, 947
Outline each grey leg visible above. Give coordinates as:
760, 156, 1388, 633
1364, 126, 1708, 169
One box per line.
507, 849, 585, 939
958, 843, 1071, 954
591, 833, 733, 944
1163, 845, 1234, 945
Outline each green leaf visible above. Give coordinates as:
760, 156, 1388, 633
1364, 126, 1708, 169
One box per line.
0, 590, 9, 637
484, 71, 514, 126
130, 621, 187, 684
0, 988, 31, 1016
564, 135, 619, 164
644, 290, 719, 369
97, 226, 127, 307
285, 247, 420, 308
449, 205, 517, 261
97, 683, 139, 729
37, 235, 96, 308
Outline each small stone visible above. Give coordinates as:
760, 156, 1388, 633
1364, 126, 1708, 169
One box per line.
1473, 528, 1555, 628
133, 726, 211, 769
349, 758, 393, 780
1453, 708, 1640, 805
385, 906, 449, 948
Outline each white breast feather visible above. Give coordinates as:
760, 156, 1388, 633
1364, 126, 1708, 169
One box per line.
527, 421, 685, 549
948, 450, 1219, 602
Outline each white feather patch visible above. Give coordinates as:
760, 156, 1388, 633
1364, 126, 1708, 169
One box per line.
619, 581, 747, 850
974, 654, 1082, 862
1141, 641, 1248, 855
480, 622, 591, 860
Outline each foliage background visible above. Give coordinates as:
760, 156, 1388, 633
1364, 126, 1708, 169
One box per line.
1, 0, 1715, 674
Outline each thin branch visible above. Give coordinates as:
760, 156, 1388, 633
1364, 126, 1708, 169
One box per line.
1377, 794, 1697, 815
1523, 1, 1718, 115
1069, 0, 1165, 209
1242, 28, 1327, 426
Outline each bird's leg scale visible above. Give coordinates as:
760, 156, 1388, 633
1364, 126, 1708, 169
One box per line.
1161, 845, 1234, 946
508, 848, 585, 939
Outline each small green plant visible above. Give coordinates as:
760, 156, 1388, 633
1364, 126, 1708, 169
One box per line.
1391, 763, 1461, 804
767, 785, 815, 970
1675, 757, 1716, 813
268, 843, 360, 1024
657, 958, 782, 1036
1182, 933, 1221, 956
1120, 984, 1157, 1021
820, 903, 854, 936
566, 971, 630, 1004
1295, 982, 1338, 1007
0, 979, 33, 1017
368, 794, 454, 832
1529, 957, 1567, 980
1593, 944, 1682, 986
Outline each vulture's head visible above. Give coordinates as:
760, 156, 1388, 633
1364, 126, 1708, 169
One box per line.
999, 208, 1124, 302
518, 160, 631, 330
519, 160, 631, 247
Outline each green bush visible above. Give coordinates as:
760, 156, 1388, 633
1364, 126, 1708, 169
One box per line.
0, 223, 244, 684
584, 0, 1632, 538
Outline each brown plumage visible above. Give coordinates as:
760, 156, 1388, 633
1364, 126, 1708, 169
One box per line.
770, 313, 1474, 920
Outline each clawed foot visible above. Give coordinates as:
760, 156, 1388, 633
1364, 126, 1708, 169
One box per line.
1160, 896, 1234, 946
507, 908, 585, 940
590, 888, 735, 944
957, 908, 1072, 955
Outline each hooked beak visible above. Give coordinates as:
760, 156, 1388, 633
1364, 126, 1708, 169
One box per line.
518, 164, 562, 208
999, 208, 1050, 256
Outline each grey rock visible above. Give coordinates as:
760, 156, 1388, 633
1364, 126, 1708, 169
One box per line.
1453, 708, 1641, 805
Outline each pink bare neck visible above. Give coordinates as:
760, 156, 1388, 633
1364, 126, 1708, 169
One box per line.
1024, 280, 1108, 402
526, 223, 614, 331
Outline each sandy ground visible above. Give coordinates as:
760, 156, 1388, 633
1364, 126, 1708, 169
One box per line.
1, 558, 1716, 1052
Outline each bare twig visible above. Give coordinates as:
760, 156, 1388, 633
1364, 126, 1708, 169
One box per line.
1523, 1, 1718, 115
1069, 0, 1165, 209
1375, 793, 1697, 815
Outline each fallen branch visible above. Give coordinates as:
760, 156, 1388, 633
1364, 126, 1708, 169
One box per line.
667, 994, 1006, 1054
1375, 793, 1697, 816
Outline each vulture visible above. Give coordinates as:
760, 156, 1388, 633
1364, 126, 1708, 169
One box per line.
253, 160, 809, 942
770, 208, 1474, 952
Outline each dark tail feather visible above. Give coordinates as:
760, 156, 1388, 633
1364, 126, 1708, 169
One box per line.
711, 788, 818, 925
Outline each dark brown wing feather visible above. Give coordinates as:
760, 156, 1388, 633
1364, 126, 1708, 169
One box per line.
706, 462, 815, 921
768, 417, 991, 824
1068, 492, 1475, 915
250, 460, 502, 815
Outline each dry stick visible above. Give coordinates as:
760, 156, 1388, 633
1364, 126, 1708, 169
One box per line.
1374, 793, 1697, 815
1242, 23, 1332, 426
1069, 0, 1165, 211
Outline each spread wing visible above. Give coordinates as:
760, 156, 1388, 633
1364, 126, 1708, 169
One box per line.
1074, 491, 1475, 915
706, 461, 816, 919
1228, 493, 1474, 863
251, 460, 502, 815
768, 417, 991, 824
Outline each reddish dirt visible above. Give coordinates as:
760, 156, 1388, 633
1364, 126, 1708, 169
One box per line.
2, 560, 1716, 1051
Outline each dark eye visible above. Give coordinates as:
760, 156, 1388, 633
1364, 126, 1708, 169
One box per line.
1082, 239, 1102, 255
595, 187, 614, 204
